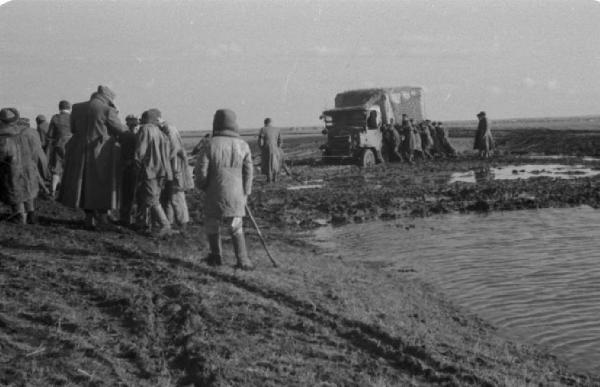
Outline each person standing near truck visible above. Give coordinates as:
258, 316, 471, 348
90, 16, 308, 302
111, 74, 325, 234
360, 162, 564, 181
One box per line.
258, 117, 283, 183
473, 111, 494, 158
399, 114, 416, 163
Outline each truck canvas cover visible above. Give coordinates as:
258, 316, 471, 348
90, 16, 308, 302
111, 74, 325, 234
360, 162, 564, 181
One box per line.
333, 87, 425, 123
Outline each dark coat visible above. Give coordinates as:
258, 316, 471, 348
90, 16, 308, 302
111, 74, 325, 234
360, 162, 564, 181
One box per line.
37, 121, 49, 152
0, 123, 48, 206
474, 117, 494, 151
59, 93, 126, 210
258, 125, 283, 179
47, 111, 72, 173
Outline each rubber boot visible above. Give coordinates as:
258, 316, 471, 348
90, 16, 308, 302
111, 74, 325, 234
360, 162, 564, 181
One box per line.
27, 211, 38, 225
151, 204, 176, 237
51, 174, 60, 198
231, 231, 253, 271
205, 233, 223, 266
84, 211, 96, 230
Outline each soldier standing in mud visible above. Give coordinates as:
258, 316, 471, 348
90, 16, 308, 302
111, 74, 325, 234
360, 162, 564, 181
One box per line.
35, 114, 49, 154
47, 100, 72, 197
399, 114, 416, 163
258, 117, 283, 183
59, 86, 127, 230
159, 119, 193, 230
117, 115, 139, 226
133, 109, 174, 236
474, 111, 494, 159
195, 109, 254, 270
0, 108, 48, 224
382, 119, 403, 162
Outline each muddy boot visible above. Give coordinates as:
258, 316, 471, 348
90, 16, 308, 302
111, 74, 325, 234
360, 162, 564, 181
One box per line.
84, 211, 96, 230
97, 213, 122, 232
26, 211, 38, 225
151, 205, 176, 237
232, 231, 253, 271
204, 233, 223, 266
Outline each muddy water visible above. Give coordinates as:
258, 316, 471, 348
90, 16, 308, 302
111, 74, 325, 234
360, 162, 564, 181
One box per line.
450, 164, 600, 184
310, 207, 600, 373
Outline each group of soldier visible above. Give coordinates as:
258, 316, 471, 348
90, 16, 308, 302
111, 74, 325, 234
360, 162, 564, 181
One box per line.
381, 113, 457, 164
0, 85, 257, 269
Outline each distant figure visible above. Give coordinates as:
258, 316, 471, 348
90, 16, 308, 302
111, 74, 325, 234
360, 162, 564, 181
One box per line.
159, 120, 193, 229
257, 117, 283, 183
419, 120, 434, 159
117, 114, 139, 226
410, 118, 423, 159
399, 114, 416, 163
0, 108, 48, 224
382, 120, 403, 162
47, 100, 72, 197
473, 111, 494, 158
133, 109, 174, 236
35, 114, 49, 153
436, 122, 457, 157
195, 109, 254, 270
59, 86, 127, 230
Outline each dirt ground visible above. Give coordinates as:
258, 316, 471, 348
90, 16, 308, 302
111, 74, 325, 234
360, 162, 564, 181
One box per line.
1, 128, 600, 386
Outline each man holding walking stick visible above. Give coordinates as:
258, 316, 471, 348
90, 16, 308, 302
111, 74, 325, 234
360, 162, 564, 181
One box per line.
194, 109, 254, 270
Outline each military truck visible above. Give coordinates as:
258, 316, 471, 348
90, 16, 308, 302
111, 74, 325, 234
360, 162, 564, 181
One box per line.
320, 87, 425, 167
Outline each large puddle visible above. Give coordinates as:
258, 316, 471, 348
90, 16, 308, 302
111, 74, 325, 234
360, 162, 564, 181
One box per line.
450, 164, 600, 184
310, 207, 600, 374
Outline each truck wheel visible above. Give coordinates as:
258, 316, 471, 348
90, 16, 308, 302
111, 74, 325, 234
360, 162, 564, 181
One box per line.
360, 149, 375, 168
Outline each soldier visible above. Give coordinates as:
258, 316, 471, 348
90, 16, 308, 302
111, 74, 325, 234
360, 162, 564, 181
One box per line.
59, 86, 127, 230
399, 114, 416, 163
35, 114, 49, 153
257, 117, 283, 183
419, 120, 434, 159
47, 100, 72, 197
436, 121, 457, 157
117, 115, 139, 226
0, 108, 48, 224
159, 119, 193, 229
382, 119, 403, 162
133, 109, 174, 236
473, 111, 494, 158
195, 109, 254, 270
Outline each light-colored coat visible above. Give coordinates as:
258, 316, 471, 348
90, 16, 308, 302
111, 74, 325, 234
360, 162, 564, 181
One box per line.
161, 123, 194, 191
258, 125, 282, 179
59, 93, 126, 210
195, 130, 253, 218
0, 123, 48, 206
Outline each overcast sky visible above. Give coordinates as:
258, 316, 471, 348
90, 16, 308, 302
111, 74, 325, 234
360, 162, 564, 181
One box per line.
1, 0, 599, 130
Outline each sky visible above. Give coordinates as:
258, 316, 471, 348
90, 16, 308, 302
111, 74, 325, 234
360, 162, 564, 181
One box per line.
1, 0, 599, 130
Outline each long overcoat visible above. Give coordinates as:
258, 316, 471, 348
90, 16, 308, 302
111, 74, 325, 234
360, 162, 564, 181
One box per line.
474, 117, 494, 151
59, 93, 126, 210
258, 125, 282, 178
47, 111, 71, 174
0, 123, 48, 206
162, 123, 194, 191
195, 130, 253, 218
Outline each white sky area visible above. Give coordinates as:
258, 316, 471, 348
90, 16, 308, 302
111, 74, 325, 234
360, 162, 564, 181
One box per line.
1, 0, 599, 130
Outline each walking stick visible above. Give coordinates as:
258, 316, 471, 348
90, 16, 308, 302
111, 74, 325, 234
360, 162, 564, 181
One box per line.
245, 204, 279, 268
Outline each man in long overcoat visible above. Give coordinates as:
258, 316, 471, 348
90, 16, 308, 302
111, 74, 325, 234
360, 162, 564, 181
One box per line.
59, 86, 127, 229
257, 117, 283, 183
47, 100, 72, 197
35, 114, 49, 153
399, 114, 416, 163
195, 109, 254, 270
117, 115, 139, 226
473, 111, 494, 158
0, 108, 48, 224
133, 109, 174, 236
159, 120, 193, 229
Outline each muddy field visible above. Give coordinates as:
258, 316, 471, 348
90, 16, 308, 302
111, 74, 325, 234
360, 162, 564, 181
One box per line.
2, 128, 600, 386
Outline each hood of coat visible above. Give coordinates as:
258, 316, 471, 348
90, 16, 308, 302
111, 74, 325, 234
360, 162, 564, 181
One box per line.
213, 129, 240, 138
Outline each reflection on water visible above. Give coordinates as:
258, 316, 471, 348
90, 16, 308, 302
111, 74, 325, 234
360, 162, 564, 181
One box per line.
450, 164, 600, 183
311, 207, 600, 373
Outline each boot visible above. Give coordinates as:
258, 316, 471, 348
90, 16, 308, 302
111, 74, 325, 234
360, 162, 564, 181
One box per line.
151, 205, 176, 237
231, 231, 253, 271
205, 233, 223, 266
27, 211, 38, 225
84, 211, 96, 230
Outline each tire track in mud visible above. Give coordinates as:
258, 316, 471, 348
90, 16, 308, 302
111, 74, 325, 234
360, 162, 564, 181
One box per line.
98, 242, 498, 387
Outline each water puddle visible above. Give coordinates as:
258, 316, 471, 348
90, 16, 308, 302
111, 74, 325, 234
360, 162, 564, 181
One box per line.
287, 179, 325, 191
450, 164, 600, 184
311, 207, 600, 373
